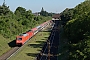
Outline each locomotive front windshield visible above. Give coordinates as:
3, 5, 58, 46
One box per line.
17, 38, 22, 40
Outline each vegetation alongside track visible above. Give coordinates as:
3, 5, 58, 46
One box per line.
0, 3, 51, 56
0, 35, 11, 56
60, 0, 90, 60
9, 27, 51, 60
58, 24, 68, 60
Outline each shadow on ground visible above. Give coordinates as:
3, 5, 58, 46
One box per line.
58, 27, 69, 60
28, 43, 43, 48
28, 39, 46, 48
8, 40, 16, 48
26, 53, 38, 57
36, 40, 46, 43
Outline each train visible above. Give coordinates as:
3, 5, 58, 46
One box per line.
16, 20, 52, 46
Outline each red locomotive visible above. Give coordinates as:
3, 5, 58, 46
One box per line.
16, 20, 51, 46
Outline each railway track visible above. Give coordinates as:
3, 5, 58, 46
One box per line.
37, 20, 60, 60
0, 21, 53, 60
0, 47, 20, 60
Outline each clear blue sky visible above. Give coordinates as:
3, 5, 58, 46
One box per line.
0, 0, 85, 13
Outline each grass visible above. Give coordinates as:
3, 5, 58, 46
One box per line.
0, 27, 46, 56
0, 34, 11, 56
9, 27, 51, 60
0, 30, 29, 56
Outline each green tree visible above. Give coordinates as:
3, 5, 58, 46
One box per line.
40, 7, 52, 16
14, 7, 26, 16
62, 0, 90, 59
0, 2, 10, 16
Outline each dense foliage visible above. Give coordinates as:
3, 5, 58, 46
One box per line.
0, 3, 51, 39
61, 0, 90, 60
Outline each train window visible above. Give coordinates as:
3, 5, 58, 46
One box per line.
17, 38, 22, 40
